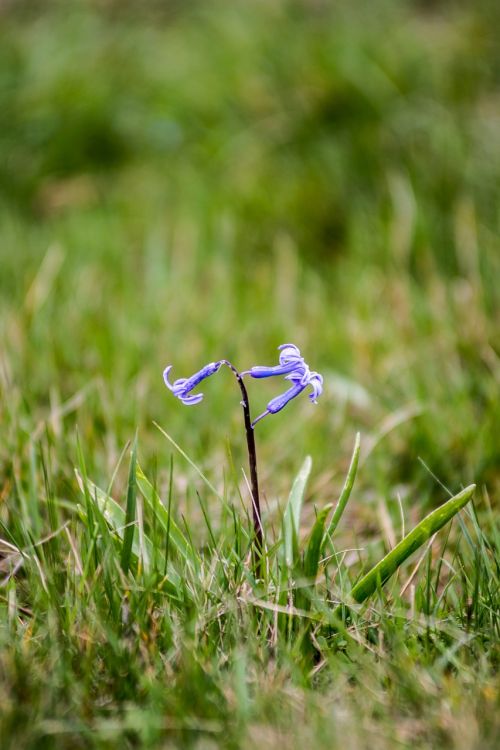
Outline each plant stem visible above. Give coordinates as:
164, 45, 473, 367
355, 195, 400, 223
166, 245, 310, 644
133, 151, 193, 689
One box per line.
222, 360, 263, 570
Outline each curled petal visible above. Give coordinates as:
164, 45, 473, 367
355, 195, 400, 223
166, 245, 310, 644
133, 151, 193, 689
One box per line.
285, 364, 310, 386
279, 344, 306, 371
163, 365, 175, 390
278, 343, 303, 362
178, 393, 204, 406
307, 372, 323, 403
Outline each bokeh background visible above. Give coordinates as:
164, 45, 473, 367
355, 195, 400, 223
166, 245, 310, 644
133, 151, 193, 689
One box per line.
1, 0, 499, 525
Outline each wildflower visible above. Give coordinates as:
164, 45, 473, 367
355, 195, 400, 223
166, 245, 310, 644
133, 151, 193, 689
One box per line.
163, 361, 223, 405
241, 343, 306, 379
163, 344, 322, 564
244, 344, 323, 426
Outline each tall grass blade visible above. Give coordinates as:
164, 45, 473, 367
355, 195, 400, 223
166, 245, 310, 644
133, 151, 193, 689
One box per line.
282, 456, 312, 568
322, 432, 360, 550
153, 421, 221, 499
28, 442, 41, 535
136, 465, 196, 564
164, 454, 173, 576
75, 431, 96, 538
120, 437, 137, 575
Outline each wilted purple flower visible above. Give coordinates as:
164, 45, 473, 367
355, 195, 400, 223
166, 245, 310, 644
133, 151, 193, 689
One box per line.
241, 343, 306, 379
163, 361, 223, 405
244, 344, 323, 426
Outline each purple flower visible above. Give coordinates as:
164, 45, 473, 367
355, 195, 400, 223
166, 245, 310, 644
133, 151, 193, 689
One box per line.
163, 361, 223, 405
163, 343, 322, 427
241, 343, 306, 379
245, 344, 323, 426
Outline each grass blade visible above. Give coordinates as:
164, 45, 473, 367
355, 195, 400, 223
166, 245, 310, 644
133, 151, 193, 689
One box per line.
136, 465, 196, 564
282, 456, 312, 568
348, 484, 476, 605
78, 471, 183, 594
164, 454, 173, 576
322, 432, 360, 549
120, 437, 137, 574
153, 421, 221, 499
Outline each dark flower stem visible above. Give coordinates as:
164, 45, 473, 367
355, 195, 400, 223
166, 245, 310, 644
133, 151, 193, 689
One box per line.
222, 360, 263, 571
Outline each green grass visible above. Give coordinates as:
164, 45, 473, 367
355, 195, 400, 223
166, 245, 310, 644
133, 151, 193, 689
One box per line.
0, 1, 499, 748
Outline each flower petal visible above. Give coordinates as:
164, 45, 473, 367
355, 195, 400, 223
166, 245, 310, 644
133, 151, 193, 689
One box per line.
163, 361, 222, 406
243, 343, 306, 379
278, 343, 303, 364
307, 372, 323, 403
266, 381, 305, 413
179, 393, 204, 406
242, 362, 299, 379
163, 366, 175, 391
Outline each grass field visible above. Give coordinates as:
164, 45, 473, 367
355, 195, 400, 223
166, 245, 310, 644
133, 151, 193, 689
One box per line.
0, 1, 499, 748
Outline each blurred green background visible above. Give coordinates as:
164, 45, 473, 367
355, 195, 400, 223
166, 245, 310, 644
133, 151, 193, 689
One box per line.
1, 0, 499, 517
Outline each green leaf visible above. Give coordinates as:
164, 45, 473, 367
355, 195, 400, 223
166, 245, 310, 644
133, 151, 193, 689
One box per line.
304, 503, 333, 581
282, 456, 312, 568
348, 484, 476, 605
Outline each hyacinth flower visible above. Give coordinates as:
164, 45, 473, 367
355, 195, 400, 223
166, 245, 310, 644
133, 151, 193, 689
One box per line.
242, 344, 323, 426
241, 343, 305, 379
163, 361, 223, 405
163, 344, 323, 569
